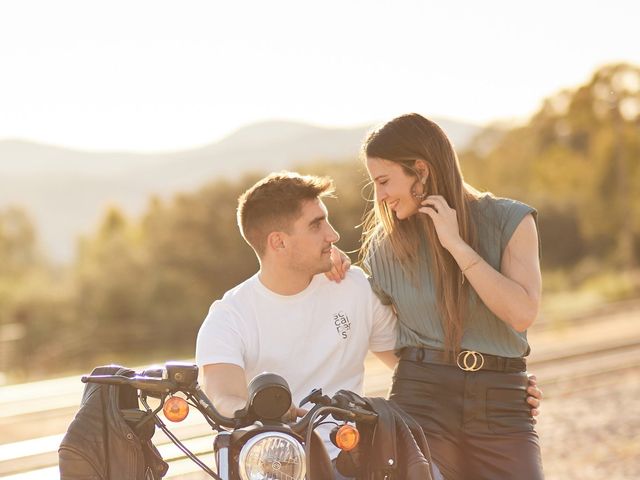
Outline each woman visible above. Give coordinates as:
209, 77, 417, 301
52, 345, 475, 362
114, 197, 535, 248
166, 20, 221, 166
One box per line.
359, 113, 543, 479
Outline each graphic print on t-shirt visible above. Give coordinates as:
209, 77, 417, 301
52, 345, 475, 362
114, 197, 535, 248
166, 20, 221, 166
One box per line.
333, 311, 351, 339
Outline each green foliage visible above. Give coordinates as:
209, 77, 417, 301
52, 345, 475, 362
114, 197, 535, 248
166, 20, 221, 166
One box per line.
0, 206, 40, 279
461, 62, 640, 268
137, 178, 261, 349
74, 206, 148, 353
0, 208, 79, 379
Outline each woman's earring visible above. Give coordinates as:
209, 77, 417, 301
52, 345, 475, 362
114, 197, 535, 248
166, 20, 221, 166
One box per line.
412, 177, 428, 199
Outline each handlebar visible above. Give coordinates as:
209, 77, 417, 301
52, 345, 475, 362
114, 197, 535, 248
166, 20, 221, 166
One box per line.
82, 364, 378, 433
82, 367, 238, 428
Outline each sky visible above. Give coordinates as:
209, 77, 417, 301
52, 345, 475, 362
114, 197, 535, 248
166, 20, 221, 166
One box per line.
1, 0, 638, 152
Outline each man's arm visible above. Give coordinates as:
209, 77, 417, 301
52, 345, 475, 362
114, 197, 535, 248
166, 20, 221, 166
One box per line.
202, 363, 306, 421
527, 374, 543, 419
202, 363, 249, 418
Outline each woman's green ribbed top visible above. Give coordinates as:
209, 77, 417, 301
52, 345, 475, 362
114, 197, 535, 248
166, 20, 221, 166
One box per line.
367, 194, 537, 358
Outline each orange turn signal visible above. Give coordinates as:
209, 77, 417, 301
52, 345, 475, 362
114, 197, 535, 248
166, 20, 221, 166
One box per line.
335, 424, 360, 451
163, 396, 189, 422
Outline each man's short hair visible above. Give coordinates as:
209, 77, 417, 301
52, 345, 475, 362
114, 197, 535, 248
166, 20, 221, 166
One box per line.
237, 172, 335, 256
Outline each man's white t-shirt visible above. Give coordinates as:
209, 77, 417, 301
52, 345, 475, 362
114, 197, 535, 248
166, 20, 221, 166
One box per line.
196, 266, 396, 424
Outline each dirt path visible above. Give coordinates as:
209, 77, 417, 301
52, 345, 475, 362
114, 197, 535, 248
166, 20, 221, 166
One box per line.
537, 369, 640, 479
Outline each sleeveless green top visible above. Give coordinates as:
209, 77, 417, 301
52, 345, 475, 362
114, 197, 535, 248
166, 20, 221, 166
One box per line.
367, 194, 537, 358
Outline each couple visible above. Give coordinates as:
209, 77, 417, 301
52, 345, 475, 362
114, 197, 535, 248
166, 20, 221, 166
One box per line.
196, 113, 544, 479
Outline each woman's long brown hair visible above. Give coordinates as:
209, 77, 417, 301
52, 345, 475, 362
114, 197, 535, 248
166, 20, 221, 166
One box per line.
360, 113, 479, 357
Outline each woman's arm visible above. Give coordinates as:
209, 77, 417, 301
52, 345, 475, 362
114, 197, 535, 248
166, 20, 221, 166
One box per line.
420, 196, 541, 332
451, 214, 541, 331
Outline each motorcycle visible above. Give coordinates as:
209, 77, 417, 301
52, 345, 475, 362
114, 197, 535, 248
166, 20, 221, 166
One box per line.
74, 361, 381, 480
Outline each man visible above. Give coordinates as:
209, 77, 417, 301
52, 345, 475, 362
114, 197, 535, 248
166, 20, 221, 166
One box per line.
195, 172, 542, 473
196, 172, 398, 417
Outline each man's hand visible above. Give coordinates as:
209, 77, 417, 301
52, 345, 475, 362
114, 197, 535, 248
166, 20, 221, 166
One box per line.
526, 374, 543, 420
373, 350, 400, 370
324, 245, 351, 283
282, 403, 308, 423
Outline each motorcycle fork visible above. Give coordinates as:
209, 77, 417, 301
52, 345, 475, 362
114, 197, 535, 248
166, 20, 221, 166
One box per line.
214, 431, 233, 480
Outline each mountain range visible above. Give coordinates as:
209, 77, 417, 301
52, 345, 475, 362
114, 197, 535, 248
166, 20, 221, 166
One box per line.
0, 118, 481, 262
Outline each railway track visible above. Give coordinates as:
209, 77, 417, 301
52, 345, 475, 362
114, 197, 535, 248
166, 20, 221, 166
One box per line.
1, 305, 638, 479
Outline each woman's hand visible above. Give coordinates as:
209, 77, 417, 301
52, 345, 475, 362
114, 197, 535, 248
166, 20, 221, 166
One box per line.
324, 245, 351, 283
418, 195, 463, 251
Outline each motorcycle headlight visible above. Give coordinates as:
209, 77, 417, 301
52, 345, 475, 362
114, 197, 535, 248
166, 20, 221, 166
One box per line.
238, 431, 306, 480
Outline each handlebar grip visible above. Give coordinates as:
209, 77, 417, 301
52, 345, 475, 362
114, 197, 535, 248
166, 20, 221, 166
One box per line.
82, 374, 176, 394
81, 375, 129, 385
290, 404, 378, 434
350, 408, 378, 424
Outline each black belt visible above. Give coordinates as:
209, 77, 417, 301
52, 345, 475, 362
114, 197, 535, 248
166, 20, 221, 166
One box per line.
399, 346, 527, 373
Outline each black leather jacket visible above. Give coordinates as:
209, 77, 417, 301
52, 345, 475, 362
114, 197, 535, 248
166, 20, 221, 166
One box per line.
365, 397, 434, 480
59, 365, 168, 480
335, 392, 435, 480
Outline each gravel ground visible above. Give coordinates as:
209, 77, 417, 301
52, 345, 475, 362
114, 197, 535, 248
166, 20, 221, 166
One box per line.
537, 370, 640, 480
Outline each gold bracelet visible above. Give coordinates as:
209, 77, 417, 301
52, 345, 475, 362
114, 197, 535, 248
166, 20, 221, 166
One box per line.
460, 257, 481, 284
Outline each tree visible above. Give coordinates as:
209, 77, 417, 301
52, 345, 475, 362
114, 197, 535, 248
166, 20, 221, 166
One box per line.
0, 206, 40, 279
74, 206, 148, 354
461, 63, 640, 269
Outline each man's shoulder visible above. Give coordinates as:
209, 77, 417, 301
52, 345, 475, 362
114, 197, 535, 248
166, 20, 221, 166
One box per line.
217, 274, 259, 303
316, 266, 372, 295
315, 265, 366, 284
344, 266, 370, 286
205, 274, 260, 322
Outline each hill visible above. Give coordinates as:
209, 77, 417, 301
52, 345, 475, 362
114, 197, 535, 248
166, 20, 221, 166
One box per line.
0, 118, 480, 261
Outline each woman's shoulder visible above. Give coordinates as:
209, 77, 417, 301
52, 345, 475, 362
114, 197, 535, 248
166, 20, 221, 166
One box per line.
473, 193, 537, 250
474, 191, 532, 208
474, 193, 535, 225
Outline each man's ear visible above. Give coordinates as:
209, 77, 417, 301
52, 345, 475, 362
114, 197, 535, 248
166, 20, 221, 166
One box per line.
266, 231, 287, 253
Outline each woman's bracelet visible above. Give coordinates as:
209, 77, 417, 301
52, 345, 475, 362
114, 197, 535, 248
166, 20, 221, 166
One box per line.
460, 256, 481, 283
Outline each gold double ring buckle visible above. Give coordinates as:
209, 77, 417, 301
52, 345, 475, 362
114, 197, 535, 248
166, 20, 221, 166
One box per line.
456, 350, 485, 372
